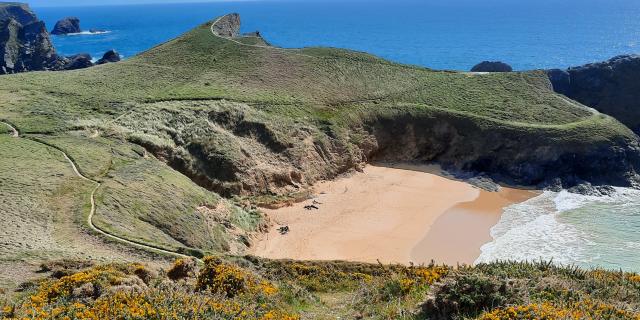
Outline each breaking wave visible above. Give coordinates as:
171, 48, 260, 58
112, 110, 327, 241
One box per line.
476, 188, 640, 272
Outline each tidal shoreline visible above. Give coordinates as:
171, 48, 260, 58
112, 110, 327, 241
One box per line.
250, 164, 537, 265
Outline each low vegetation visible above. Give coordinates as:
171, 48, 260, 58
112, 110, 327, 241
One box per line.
1, 258, 638, 320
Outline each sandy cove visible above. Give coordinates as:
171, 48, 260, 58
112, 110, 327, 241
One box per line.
250, 164, 537, 265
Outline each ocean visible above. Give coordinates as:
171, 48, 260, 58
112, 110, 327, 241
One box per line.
35, 0, 640, 70
33, 0, 640, 272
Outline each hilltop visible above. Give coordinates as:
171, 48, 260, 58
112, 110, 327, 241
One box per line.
1, 13, 640, 319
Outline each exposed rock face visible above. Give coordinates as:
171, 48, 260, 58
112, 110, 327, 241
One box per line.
127, 101, 640, 199
0, 2, 36, 25
212, 13, 240, 38
363, 112, 640, 191
51, 17, 80, 35
471, 61, 513, 72
548, 55, 640, 132
96, 49, 120, 64
0, 3, 61, 74
546, 68, 570, 95
64, 53, 93, 70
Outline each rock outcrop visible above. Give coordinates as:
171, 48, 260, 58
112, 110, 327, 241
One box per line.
0, 3, 62, 74
548, 55, 640, 132
51, 17, 81, 35
96, 49, 120, 64
470, 61, 513, 72
211, 13, 240, 38
64, 53, 93, 70
546, 68, 571, 95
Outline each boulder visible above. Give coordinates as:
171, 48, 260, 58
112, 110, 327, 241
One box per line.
63, 53, 93, 70
96, 49, 120, 64
0, 3, 61, 74
51, 17, 81, 35
470, 61, 513, 72
548, 55, 640, 132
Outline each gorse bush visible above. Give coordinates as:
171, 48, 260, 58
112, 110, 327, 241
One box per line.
166, 258, 196, 281
1, 258, 639, 320
0, 259, 296, 320
479, 301, 640, 320
421, 272, 512, 319
196, 256, 277, 298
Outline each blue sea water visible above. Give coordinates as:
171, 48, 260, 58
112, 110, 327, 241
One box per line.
32, 0, 640, 272
35, 0, 640, 70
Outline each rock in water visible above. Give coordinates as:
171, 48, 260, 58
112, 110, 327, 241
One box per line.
0, 3, 61, 74
64, 53, 93, 70
211, 13, 240, 37
96, 49, 121, 64
547, 55, 640, 132
51, 17, 81, 35
470, 61, 513, 72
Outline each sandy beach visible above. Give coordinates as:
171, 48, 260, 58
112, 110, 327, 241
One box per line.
250, 164, 537, 265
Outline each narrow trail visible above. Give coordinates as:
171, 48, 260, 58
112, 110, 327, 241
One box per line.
1, 120, 196, 261
1, 120, 18, 138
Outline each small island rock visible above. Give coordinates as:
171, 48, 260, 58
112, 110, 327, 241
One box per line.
470, 61, 513, 72
51, 17, 81, 35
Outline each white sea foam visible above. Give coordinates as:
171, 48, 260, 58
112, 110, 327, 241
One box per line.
65, 31, 111, 36
476, 187, 640, 270
476, 192, 589, 265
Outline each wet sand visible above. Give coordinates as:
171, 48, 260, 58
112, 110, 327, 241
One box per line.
410, 188, 538, 265
250, 164, 536, 265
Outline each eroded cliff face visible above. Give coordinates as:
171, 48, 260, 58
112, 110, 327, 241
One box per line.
0, 3, 62, 74
548, 55, 640, 132
211, 13, 240, 38
120, 101, 640, 199
361, 111, 640, 190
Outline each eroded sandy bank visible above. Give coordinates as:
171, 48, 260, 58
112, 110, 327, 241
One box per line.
250, 164, 536, 265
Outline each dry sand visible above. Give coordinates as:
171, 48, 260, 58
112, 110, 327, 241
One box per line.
250, 164, 537, 265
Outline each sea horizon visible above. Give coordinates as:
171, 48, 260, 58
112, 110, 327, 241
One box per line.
34, 0, 640, 71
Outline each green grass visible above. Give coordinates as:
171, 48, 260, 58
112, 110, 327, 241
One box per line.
93, 156, 261, 254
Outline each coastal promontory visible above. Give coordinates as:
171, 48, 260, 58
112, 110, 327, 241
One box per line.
0, 2, 61, 73
548, 54, 640, 132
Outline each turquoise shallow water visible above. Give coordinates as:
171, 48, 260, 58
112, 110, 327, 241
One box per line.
477, 189, 640, 272
34, 0, 640, 70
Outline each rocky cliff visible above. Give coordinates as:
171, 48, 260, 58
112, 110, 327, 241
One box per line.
211, 13, 240, 38
548, 55, 640, 132
0, 3, 62, 74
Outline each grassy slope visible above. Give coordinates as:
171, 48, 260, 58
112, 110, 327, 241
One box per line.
0, 134, 161, 291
